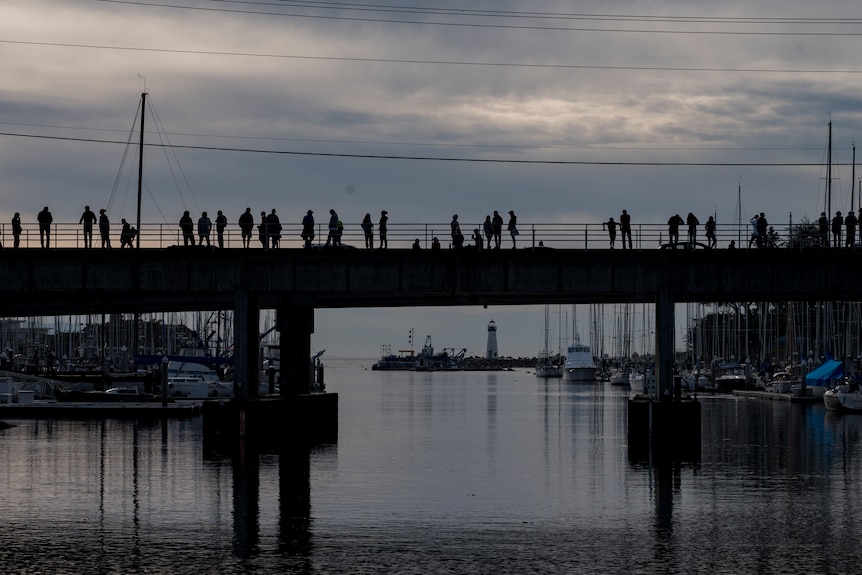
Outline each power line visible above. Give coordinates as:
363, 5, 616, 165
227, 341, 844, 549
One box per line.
0, 131, 845, 167
3, 40, 861, 74
96, 0, 862, 36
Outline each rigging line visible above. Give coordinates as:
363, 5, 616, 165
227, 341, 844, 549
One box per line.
5, 41, 862, 73
0, 131, 852, 166
93, 1, 862, 36
204, 0, 862, 25
147, 95, 201, 214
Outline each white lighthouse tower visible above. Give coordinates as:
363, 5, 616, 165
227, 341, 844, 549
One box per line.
486, 320, 499, 359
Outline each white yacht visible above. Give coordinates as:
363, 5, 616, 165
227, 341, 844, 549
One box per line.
562, 336, 596, 383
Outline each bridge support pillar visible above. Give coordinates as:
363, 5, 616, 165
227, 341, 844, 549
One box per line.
277, 301, 314, 396
655, 289, 674, 400
233, 288, 260, 400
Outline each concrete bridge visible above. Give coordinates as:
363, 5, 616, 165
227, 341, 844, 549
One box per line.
0, 246, 859, 396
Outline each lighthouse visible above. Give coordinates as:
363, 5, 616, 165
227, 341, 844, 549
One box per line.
486, 320, 499, 359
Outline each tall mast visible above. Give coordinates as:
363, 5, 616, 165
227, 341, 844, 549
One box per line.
852, 143, 856, 213
827, 120, 832, 219
137, 91, 145, 249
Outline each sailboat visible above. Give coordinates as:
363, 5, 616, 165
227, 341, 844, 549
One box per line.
535, 305, 562, 378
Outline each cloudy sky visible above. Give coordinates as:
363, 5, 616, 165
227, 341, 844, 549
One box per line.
3, 1, 862, 359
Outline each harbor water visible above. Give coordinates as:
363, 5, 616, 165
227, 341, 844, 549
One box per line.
2, 359, 862, 574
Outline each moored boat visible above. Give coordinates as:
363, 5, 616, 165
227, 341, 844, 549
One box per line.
562, 335, 597, 383
824, 381, 862, 412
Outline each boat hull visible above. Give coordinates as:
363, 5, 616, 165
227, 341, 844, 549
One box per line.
824, 386, 862, 413
563, 367, 596, 383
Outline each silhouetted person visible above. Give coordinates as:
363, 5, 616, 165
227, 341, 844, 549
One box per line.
215, 210, 227, 248
619, 209, 632, 249
450, 214, 462, 248
120, 218, 135, 248
756, 212, 768, 248
705, 216, 717, 248
79, 205, 96, 248
302, 210, 316, 248
472, 228, 483, 250
845, 210, 858, 248
11, 212, 21, 249
492, 210, 503, 249
431, 236, 441, 250
686, 212, 699, 245
507, 210, 518, 249
818, 211, 829, 247
179, 210, 195, 246
361, 213, 373, 249
832, 211, 843, 248
325, 209, 339, 247
412, 238, 421, 250
99, 209, 111, 249
667, 213, 683, 245
379, 210, 389, 249
603, 217, 617, 248
483, 215, 493, 249
238, 207, 254, 248
258, 211, 268, 249
198, 211, 212, 246
267, 209, 281, 248
38, 206, 52, 248
747, 214, 759, 248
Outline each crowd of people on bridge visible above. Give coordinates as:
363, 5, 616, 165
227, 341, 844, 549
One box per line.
10, 204, 859, 251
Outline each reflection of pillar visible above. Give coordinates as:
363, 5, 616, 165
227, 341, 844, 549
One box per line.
232, 446, 260, 559
655, 289, 674, 399
279, 446, 312, 555
277, 301, 314, 396
233, 289, 259, 401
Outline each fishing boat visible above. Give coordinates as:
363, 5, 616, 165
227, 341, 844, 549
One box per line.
562, 335, 597, 383
372, 335, 465, 371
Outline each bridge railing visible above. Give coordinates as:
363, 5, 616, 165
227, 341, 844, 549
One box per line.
0, 221, 788, 250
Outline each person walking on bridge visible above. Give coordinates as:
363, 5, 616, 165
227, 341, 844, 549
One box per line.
619, 209, 632, 249
325, 209, 339, 247
79, 205, 96, 249
267, 209, 281, 249
98, 209, 111, 249
37, 206, 53, 249
179, 210, 195, 246
832, 211, 843, 248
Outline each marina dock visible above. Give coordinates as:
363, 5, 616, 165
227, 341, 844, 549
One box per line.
0, 400, 201, 419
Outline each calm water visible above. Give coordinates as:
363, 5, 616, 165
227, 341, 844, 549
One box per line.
2, 360, 862, 574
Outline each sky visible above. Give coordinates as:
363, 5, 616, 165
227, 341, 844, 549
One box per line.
3, 1, 862, 359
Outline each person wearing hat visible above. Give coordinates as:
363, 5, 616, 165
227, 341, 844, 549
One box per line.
507, 210, 518, 249
845, 210, 858, 248
379, 210, 389, 249
832, 210, 844, 248
302, 209, 315, 248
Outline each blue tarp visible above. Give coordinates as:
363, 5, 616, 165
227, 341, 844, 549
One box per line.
805, 356, 844, 387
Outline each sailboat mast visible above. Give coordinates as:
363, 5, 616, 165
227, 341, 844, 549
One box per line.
136, 91, 146, 249
827, 120, 832, 219
852, 143, 856, 213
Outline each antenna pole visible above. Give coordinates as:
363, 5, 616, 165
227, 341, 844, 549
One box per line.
137, 91, 145, 249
